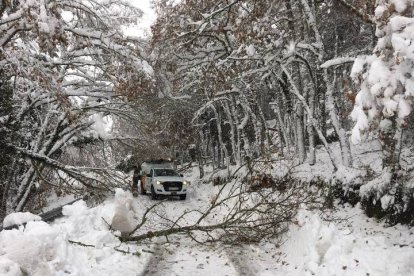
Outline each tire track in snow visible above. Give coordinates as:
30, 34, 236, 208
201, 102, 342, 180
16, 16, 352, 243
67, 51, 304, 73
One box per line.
138, 185, 258, 276
138, 185, 200, 276
140, 242, 171, 276
224, 246, 258, 276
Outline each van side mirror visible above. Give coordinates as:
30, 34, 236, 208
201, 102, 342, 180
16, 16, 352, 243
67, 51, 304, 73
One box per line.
147, 174, 151, 177
180, 174, 183, 177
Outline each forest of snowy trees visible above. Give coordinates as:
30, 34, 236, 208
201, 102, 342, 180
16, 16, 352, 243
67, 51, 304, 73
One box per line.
151, 0, 414, 224
1, 0, 414, 227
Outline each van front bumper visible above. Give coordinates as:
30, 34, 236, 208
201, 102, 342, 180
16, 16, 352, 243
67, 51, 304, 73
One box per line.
153, 182, 187, 195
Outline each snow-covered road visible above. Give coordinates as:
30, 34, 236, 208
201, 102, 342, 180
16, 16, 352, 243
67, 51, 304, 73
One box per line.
130, 182, 414, 276
1, 175, 414, 275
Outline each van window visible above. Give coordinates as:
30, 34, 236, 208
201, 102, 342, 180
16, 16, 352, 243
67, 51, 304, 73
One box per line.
153, 169, 180, 177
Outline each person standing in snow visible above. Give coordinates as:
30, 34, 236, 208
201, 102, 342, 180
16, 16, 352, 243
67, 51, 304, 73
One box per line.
132, 166, 141, 197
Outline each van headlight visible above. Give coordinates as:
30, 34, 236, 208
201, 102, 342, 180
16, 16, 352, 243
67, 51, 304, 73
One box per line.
156, 181, 161, 185
183, 181, 188, 186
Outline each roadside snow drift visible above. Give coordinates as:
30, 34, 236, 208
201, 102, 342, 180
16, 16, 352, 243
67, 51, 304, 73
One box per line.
277, 208, 414, 276
2, 212, 41, 228
0, 190, 145, 275
1, 182, 414, 276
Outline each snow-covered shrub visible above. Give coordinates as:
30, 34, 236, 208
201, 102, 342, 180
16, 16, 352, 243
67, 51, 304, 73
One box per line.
361, 173, 414, 225
327, 166, 371, 208
351, 2, 414, 144
350, 0, 414, 224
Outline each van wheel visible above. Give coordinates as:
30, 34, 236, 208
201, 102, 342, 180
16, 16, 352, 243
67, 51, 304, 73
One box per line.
151, 185, 158, 200
179, 194, 186, 200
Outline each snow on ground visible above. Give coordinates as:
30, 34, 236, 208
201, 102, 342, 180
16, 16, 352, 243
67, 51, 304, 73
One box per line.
41, 193, 77, 213
0, 196, 145, 275
279, 139, 382, 183
141, 242, 239, 276
2, 212, 41, 228
1, 160, 414, 275
257, 205, 414, 276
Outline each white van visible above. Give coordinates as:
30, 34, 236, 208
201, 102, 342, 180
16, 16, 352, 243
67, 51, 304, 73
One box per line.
140, 160, 188, 200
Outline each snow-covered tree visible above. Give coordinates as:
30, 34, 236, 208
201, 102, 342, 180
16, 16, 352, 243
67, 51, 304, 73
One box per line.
150, 0, 375, 174
351, 0, 413, 164
151, 0, 273, 170
0, 0, 151, 217
350, 0, 414, 222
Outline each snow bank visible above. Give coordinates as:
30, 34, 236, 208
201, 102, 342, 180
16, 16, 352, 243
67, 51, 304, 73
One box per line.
281, 208, 414, 276
0, 258, 21, 276
0, 220, 70, 274
0, 190, 147, 275
3, 212, 41, 228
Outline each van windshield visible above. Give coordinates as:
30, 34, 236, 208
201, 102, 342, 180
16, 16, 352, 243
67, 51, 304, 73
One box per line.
154, 169, 180, 177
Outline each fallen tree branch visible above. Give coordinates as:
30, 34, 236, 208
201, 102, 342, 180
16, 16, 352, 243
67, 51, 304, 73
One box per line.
121, 174, 317, 244
68, 240, 95, 247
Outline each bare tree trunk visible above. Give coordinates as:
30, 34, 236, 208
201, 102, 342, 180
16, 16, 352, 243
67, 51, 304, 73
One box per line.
197, 130, 205, 179
230, 96, 242, 163
223, 101, 238, 164
212, 103, 227, 168
275, 75, 293, 154
380, 118, 400, 171
0, 160, 15, 220
317, 73, 327, 137
211, 137, 216, 170
308, 126, 316, 165
14, 167, 36, 211
296, 102, 306, 163
239, 89, 261, 157
324, 69, 352, 167
274, 104, 289, 156
256, 99, 272, 151
285, 0, 306, 163
307, 74, 317, 165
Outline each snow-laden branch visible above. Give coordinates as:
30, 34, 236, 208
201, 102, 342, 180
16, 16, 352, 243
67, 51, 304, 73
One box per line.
0, 24, 32, 47
0, 10, 22, 25
321, 57, 356, 68
192, 97, 230, 124
12, 146, 116, 187
176, 0, 241, 39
